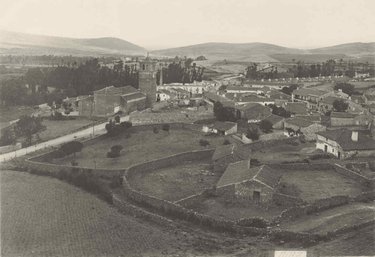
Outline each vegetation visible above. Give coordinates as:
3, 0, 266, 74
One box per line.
156, 58, 205, 85
60, 141, 83, 162
14, 115, 45, 146
199, 139, 210, 147
0, 127, 16, 146
162, 124, 170, 132
334, 83, 356, 96
281, 84, 298, 95
246, 127, 259, 141
213, 102, 237, 122
107, 145, 123, 158
333, 99, 349, 112
259, 120, 273, 133
269, 104, 291, 118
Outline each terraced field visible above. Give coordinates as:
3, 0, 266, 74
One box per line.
0, 170, 182, 257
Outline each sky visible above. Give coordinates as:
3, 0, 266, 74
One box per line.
1, 0, 375, 50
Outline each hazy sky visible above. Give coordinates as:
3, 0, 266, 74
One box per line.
1, 0, 375, 50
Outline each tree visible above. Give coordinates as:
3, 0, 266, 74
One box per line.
0, 127, 16, 146
114, 115, 120, 123
60, 141, 83, 161
280, 84, 298, 95
107, 144, 123, 158
199, 139, 210, 147
15, 116, 45, 146
246, 127, 259, 141
333, 99, 349, 112
259, 120, 273, 133
334, 83, 355, 96
213, 102, 237, 122
162, 124, 170, 132
0, 78, 27, 106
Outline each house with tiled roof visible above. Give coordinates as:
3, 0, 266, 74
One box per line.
283, 102, 308, 116
236, 94, 275, 106
329, 112, 372, 130
202, 121, 237, 135
316, 129, 375, 159
211, 144, 248, 173
292, 88, 328, 110
262, 114, 285, 129
284, 117, 326, 141
93, 86, 146, 116
234, 103, 272, 123
216, 161, 281, 203
318, 96, 345, 112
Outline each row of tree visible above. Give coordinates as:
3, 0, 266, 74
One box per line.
156, 59, 205, 85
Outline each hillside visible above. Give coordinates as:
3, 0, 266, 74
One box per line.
0, 30, 146, 56
152, 42, 375, 63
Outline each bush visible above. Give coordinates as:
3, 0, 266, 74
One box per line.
162, 124, 170, 132
309, 153, 332, 160
120, 121, 132, 129
153, 127, 159, 134
199, 139, 210, 147
250, 158, 261, 166
223, 139, 231, 145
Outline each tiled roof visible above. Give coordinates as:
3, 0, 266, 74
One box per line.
212, 144, 236, 161
320, 96, 344, 105
284, 102, 308, 115
212, 121, 237, 131
285, 117, 314, 128
121, 92, 146, 101
316, 129, 375, 151
204, 92, 235, 108
330, 112, 356, 119
217, 163, 281, 189
239, 95, 273, 103
263, 114, 284, 125
293, 88, 328, 97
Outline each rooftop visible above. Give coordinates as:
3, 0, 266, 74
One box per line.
263, 114, 284, 125
284, 102, 308, 115
285, 117, 314, 128
320, 96, 344, 105
316, 129, 375, 151
94, 86, 138, 95
217, 163, 281, 189
210, 121, 237, 131
121, 92, 146, 101
293, 88, 328, 97
212, 144, 236, 161
330, 112, 356, 119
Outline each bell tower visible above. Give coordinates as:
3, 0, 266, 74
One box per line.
138, 54, 157, 108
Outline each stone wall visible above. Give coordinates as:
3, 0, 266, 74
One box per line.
333, 163, 374, 187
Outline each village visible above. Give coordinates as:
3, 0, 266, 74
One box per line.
1, 1, 375, 255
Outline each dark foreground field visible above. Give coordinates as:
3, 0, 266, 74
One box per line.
1, 170, 374, 257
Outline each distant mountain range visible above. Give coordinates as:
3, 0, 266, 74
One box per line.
152, 42, 375, 63
0, 30, 374, 63
0, 30, 146, 56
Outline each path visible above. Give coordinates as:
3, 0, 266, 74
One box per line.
0, 116, 129, 163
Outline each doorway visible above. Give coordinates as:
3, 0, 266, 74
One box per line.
253, 191, 260, 203
324, 145, 328, 152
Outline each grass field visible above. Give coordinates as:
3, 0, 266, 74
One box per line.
129, 159, 220, 202
278, 169, 365, 202
185, 196, 284, 221
0, 170, 184, 257
38, 118, 93, 141
0, 106, 35, 123
251, 142, 316, 164
51, 128, 226, 169
280, 202, 375, 234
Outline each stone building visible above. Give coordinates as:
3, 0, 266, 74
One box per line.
211, 144, 247, 173
284, 117, 326, 141
138, 57, 157, 108
316, 129, 375, 159
93, 86, 146, 117
216, 162, 281, 203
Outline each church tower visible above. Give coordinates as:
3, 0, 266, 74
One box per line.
138, 55, 157, 108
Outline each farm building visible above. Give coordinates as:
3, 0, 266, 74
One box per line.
316, 129, 375, 159
202, 121, 237, 135
234, 103, 272, 123
261, 114, 285, 129
330, 112, 372, 129
284, 117, 326, 141
283, 102, 308, 116
216, 161, 281, 203
93, 86, 146, 117
211, 144, 248, 173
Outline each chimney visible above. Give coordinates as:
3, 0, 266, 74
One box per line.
351, 131, 358, 142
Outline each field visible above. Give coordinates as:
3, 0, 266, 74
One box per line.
280, 202, 375, 234
129, 159, 220, 202
0, 170, 184, 257
278, 169, 365, 202
38, 118, 94, 141
251, 142, 316, 164
51, 128, 227, 169
0, 106, 35, 123
184, 195, 284, 221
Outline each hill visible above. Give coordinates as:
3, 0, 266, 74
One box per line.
152, 42, 375, 63
0, 30, 146, 56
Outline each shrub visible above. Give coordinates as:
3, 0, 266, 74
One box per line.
162, 124, 170, 132
153, 127, 159, 134
246, 127, 259, 141
310, 153, 332, 160
107, 144, 123, 158
199, 139, 210, 147
120, 121, 132, 129
223, 139, 231, 145
259, 120, 273, 133
250, 158, 261, 166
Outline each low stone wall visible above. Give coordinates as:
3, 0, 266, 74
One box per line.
273, 193, 305, 207
126, 149, 215, 180
273, 195, 350, 223
241, 137, 302, 152
270, 162, 333, 171
333, 163, 374, 187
